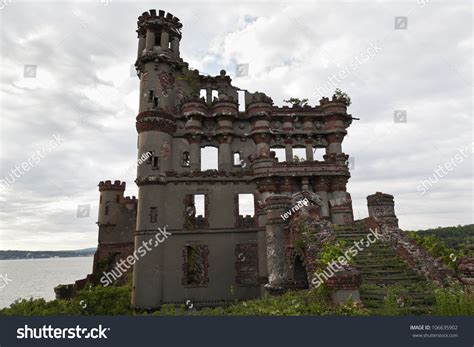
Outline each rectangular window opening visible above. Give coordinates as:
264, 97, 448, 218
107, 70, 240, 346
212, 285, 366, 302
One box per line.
233, 152, 242, 166
200, 146, 218, 170
199, 89, 207, 100
185, 245, 208, 286
148, 90, 154, 102
154, 34, 161, 47
194, 194, 205, 218
271, 148, 286, 162
211, 89, 218, 101
150, 207, 157, 223
237, 90, 245, 112
238, 194, 255, 217
146, 151, 153, 164
152, 156, 159, 170
182, 151, 190, 167
293, 147, 307, 162
313, 147, 325, 161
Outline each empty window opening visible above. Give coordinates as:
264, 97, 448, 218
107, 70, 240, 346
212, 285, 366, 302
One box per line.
293, 148, 307, 162
185, 245, 208, 286
313, 147, 325, 161
154, 34, 161, 47
152, 156, 159, 170
145, 151, 153, 164
237, 90, 245, 112
271, 148, 286, 162
194, 194, 205, 218
238, 194, 255, 217
199, 89, 207, 100
293, 256, 309, 289
211, 89, 218, 101
233, 152, 242, 166
182, 151, 190, 167
200, 146, 218, 170
116, 195, 120, 203
153, 95, 159, 108
104, 201, 110, 215
148, 90, 154, 102
150, 207, 158, 223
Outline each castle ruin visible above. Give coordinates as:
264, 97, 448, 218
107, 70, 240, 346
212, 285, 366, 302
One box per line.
61, 9, 470, 311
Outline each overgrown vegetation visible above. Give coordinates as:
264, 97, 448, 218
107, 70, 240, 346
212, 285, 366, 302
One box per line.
408, 232, 469, 270
2, 282, 472, 316
433, 286, 474, 316
0, 286, 368, 316
315, 240, 349, 271
334, 88, 351, 106
0, 285, 133, 316
283, 98, 308, 107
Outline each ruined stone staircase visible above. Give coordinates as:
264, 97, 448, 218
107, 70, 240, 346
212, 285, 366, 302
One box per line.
334, 225, 436, 314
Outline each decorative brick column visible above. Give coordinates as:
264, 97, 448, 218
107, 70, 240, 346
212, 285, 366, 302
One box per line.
217, 134, 233, 171
264, 194, 291, 293
313, 177, 330, 219
367, 192, 399, 228
329, 176, 353, 225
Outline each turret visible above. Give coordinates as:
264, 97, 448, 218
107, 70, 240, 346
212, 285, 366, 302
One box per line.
248, 92, 273, 159
135, 9, 184, 112
320, 95, 351, 155
98, 180, 126, 225
136, 9, 182, 61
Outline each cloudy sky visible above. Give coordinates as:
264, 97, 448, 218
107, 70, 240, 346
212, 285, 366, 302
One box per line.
0, 0, 472, 250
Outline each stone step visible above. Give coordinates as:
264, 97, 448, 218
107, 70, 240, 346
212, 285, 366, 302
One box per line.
361, 278, 423, 285
359, 269, 416, 276
334, 227, 436, 313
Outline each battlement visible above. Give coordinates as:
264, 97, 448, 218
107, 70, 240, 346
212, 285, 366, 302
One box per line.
123, 196, 138, 204
98, 180, 126, 192
137, 9, 183, 33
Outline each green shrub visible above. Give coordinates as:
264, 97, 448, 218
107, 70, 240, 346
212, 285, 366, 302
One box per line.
408, 232, 462, 270
0, 285, 132, 316
433, 287, 474, 316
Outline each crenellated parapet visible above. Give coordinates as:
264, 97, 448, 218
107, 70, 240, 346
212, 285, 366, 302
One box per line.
137, 9, 183, 35
98, 180, 126, 192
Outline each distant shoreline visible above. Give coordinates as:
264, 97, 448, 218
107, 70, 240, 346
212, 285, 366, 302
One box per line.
0, 249, 96, 260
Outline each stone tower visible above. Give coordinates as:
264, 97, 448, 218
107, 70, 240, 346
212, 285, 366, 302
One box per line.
94, 180, 136, 284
